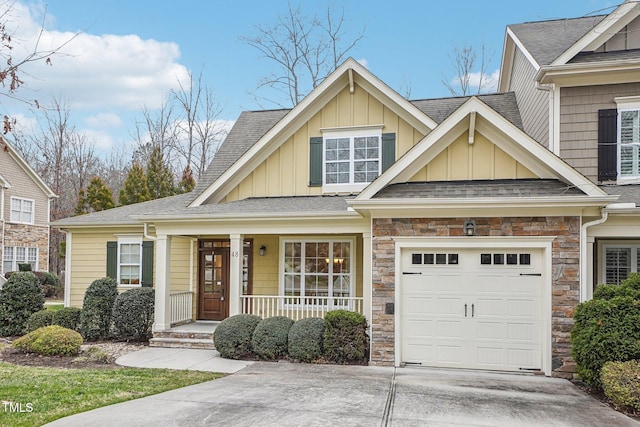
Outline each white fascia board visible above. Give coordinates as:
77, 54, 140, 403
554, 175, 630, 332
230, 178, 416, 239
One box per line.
133, 210, 362, 223
188, 58, 437, 208
551, 2, 640, 66
538, 61, 640, 85
505, 27, 540, 72
498, 32, 515, 92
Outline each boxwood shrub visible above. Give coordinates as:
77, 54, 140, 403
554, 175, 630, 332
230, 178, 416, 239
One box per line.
26, 309, 55, 332
111, 287, 155, 341
0, 272, 45, 336
323, 310, 368, 364
13, 325, 83, 356
252, 316, 294, 360
288, 317, 325, 362
79, 277, 118, 341
213, 314, 261, 359
54, 307, 82, 331
601, 360, 640, 412
571, 274, 640, 387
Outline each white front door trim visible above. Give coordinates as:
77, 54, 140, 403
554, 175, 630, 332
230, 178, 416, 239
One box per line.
392, 236, 554, 376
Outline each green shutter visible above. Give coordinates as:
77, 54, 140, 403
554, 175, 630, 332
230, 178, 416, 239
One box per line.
309, 136, 323, 187
141, 241, 154, 287
381, 133, 396, 172
106, 241, 117, 279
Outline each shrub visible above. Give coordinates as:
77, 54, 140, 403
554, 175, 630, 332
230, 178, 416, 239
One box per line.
252, 316, 294, 360
53, 307, 82, 331
594, 272, 640, 301
79, 277, 118, 341
13, 325, 83, 356
323, 310, 368, 364
18, 263, 32, 272
40, 272, 63, 299
26, 309, 55, 332
288, 317, 325, 362
213, 314, 261, 359
601, 360, 640, 412
0, 272, 45, 336
111, 288, 155, 341
571, 295, 640, 387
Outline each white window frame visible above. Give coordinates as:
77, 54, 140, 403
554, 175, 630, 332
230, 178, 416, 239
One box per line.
322, 127, 383, 193
279, 237, 355, 307
2, 246, 38, 272
117, 236, 142, 287
615, 97, 640, 183
601, 243, 640, 284
10, 197, 34, 224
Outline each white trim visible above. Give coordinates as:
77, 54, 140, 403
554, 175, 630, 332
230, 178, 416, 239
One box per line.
505, 27, 540, 71
601, 242, 640, 284
615, 101, 640, 182
392, 236, 553, 376
9, 196, 34, 225
116, 235, 143, 287
64, 231, 72, 307
320, 124, 384, 133
278, 237, 356, 306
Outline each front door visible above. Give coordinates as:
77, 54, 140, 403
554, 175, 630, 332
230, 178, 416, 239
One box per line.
198, 248, 229, 321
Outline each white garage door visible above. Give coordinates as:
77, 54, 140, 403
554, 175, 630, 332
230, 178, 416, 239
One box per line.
400, 247, 543, 372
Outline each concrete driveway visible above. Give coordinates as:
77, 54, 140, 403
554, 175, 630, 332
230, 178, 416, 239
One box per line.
46, 362, 638, 426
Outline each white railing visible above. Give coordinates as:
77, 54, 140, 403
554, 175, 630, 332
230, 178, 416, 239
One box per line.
170, 291, 193, 325
0, 275, 6, 289
241, 295, 363, 320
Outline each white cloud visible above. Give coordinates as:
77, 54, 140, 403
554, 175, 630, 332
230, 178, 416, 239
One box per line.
81, 129, 116, 151
450, 69, 500, 94
356, 58, 369, 69
5, 2, 190, 112
85, 113, 123, 129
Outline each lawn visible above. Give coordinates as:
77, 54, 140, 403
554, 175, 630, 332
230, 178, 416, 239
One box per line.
44, 303, 64, 312
0, 362, 222, 427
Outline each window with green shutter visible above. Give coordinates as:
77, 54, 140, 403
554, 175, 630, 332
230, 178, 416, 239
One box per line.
106, 238, 153, 287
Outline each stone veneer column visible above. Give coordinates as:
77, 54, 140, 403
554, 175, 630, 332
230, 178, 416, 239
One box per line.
370, 216, 580, 378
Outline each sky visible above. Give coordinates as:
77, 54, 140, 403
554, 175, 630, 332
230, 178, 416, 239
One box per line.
0, 0, 621, 156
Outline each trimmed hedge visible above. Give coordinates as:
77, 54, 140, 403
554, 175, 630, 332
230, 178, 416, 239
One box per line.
323, 310, 368, 364
26, 310, 55, 332
79, 277, 118, 341
601, 360, 640, 412
213, 314, 261, 359
571, 274, 640, 387
288, 317, 325, 362
0, 272, 45, 336
252, 316, 294, 360
13, 325, 83, 356
111, 288, 155, 341
54, 307, 82, 331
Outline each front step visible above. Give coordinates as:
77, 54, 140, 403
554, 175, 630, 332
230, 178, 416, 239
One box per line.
152, 330, 213, 341
149, 337, 215, 350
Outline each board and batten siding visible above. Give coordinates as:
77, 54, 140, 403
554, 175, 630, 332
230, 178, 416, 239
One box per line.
409, 127, 537, 182
68, 230, 194, 308
0, 150, 50, 226
560, 83, 640, 182
509, 48, 549, 148
223, 84, 426, 202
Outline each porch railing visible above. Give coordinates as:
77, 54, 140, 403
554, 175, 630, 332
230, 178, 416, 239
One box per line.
241, 295, 363, 320
170, 291, 193, 324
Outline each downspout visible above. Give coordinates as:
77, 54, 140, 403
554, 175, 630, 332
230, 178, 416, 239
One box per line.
143, 223, 157, 241
580, 209, 609, 302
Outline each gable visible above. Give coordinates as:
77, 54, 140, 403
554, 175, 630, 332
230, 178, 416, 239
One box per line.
223, 83, 427, 202
592, 14, 640, 53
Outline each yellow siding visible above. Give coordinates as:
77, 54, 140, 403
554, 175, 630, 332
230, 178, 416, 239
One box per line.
223, 84, 423, 201
169, 237, 192, 293
414, 131, 538, 182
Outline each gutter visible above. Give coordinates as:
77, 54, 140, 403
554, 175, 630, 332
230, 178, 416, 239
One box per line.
580, 207, 618, 302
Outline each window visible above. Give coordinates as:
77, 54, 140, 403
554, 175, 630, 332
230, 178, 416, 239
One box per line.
282, 239, 353, 305
620, 109, 640, 177
2, 246, 38, 272
118, 237, 142, 286
602, 245, 640, 284
10, 197, 34, 224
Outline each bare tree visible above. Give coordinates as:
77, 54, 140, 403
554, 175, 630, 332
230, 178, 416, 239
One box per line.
241, 3, 364, 107
132, 100, 180, 175
442, 42, 495, 96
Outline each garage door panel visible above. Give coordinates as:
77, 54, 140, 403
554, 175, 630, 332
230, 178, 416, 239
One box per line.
401, 247, 543, 372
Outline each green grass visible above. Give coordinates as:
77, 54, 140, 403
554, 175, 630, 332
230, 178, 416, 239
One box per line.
0, 363, 222, 426
44, 304, 64, 312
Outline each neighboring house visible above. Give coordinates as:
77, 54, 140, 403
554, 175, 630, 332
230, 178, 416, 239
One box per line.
0, 137, 57, 277
53, 2, 640, 378
499, 0, 640, 296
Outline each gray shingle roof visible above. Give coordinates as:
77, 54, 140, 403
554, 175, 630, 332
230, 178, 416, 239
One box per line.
373, 179, 586, 199
601, 185, 640, 206
508, 15, 606, 66
570, 48, 640, 63
410, 93, 523, 130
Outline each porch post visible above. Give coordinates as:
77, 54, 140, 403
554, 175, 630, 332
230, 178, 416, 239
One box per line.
153, 234, 172, 332
363, 231, 372, 332
229, 234, 244, 316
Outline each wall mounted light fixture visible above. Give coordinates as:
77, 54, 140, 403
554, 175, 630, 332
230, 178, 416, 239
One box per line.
259, 245, 266, 256
464, 220, 476, 236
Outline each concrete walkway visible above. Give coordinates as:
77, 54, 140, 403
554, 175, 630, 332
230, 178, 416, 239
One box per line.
116, 347, 252, 373
45, 357, 638, 427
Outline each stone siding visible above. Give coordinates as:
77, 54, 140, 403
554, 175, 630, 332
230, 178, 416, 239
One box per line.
3, 222, 49, 272
371, 216, 579, 378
